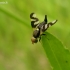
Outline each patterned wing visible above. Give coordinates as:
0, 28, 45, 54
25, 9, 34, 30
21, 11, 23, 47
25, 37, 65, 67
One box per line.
47, 20, 58, 28
41, 20, 58, 32
30, 13, 39, 28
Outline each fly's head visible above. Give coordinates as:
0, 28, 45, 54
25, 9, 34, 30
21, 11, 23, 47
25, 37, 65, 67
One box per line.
31, 37, 38, 44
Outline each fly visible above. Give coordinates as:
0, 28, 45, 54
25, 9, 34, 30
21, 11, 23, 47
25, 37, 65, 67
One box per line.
30, 13, 58, 44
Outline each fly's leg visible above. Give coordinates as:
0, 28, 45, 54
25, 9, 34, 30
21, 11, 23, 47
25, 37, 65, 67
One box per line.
39, 36, 41, 42
42, 33, 49, 40
42, 34, 46, 35
39, 34, 46, 42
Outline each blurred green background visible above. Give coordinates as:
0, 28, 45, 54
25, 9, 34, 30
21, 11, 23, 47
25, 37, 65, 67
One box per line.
0, 0, 70, 70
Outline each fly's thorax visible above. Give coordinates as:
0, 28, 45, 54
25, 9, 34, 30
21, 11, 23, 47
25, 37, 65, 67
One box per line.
39, 23, 48, 33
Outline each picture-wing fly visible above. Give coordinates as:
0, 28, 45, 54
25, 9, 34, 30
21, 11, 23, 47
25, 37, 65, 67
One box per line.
30, 13, 58, 44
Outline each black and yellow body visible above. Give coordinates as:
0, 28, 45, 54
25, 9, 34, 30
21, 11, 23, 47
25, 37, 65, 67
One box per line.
30, 13, 58, 44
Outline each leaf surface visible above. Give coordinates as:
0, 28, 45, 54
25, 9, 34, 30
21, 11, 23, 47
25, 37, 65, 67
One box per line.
42, 32, 70, 70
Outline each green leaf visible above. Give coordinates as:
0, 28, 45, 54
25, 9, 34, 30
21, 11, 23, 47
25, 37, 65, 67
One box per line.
41, 32, 70, 70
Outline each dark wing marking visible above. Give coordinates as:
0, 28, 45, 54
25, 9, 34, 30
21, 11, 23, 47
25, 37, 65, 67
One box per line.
44, 15, 47, 23
30, 13, 39, 28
